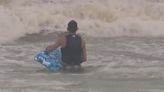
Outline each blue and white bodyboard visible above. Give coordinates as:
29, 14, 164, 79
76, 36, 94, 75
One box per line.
34, 49, 62, 72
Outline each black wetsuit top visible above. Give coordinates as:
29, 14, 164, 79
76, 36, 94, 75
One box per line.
61, 34, 83, 65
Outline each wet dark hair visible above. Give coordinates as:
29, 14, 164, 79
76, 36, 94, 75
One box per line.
67, 20, 78, 33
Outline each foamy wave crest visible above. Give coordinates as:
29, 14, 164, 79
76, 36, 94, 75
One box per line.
0, 6, 26, 43
1, 0, 164, 44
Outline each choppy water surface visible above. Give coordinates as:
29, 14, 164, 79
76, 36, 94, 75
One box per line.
0, 35, 164, 92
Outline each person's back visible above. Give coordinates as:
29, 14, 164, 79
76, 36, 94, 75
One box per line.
61, 34, 83, 66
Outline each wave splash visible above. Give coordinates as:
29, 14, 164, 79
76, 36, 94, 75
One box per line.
0, 0, 164, 43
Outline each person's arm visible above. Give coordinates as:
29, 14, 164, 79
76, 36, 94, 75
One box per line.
82, 38, 87, 62
46, 36, 65, 53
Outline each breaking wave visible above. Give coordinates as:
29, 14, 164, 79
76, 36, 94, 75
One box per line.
1, 0, 164, 43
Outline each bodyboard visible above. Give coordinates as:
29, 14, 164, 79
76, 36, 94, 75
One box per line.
34, 49, 62, 72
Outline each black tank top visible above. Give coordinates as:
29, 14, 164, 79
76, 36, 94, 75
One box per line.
61, 34, 83, 65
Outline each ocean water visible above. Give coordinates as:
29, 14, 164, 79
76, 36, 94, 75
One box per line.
0, 0, 164, 92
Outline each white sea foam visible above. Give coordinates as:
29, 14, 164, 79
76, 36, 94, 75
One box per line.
1, 0, 164, 44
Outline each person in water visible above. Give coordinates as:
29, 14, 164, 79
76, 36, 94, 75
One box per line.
46, 20, 87, 70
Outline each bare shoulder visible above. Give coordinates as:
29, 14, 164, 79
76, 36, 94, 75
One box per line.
76, 33, 84, 40
76, 33, 82, 36
56, 35, 65, 45
77, 33, 86, 48
58, 35, 65, 41
56, 35, 66, 48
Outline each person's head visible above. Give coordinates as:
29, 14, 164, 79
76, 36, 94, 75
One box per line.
67, 20, 78, 33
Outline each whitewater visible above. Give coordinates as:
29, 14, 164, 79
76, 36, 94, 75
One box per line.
0, 0, 164, 92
